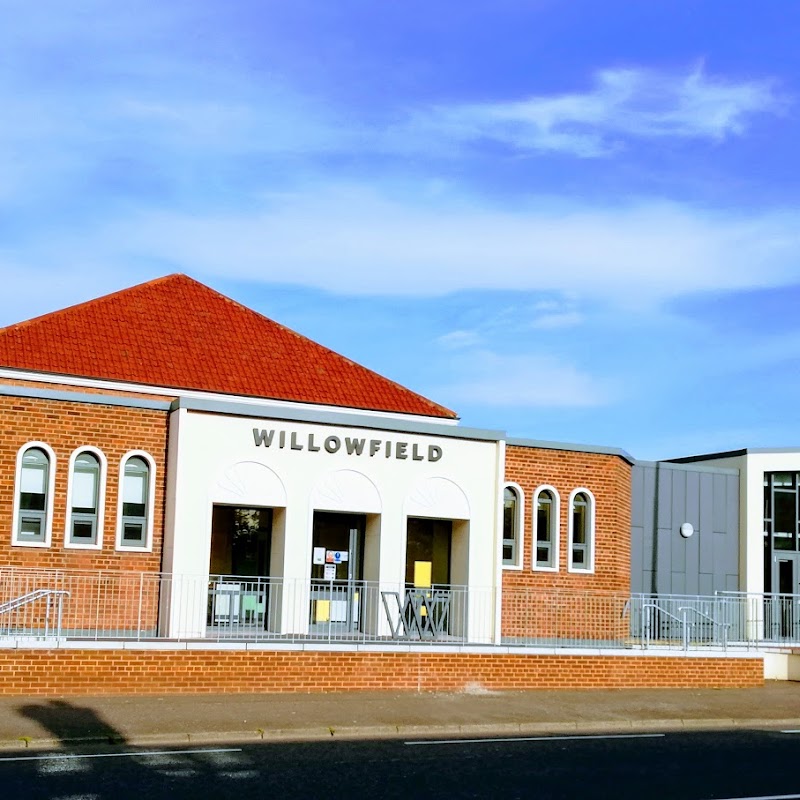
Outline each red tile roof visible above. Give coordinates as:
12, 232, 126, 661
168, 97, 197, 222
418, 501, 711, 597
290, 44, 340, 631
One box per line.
0, 274, 457, 419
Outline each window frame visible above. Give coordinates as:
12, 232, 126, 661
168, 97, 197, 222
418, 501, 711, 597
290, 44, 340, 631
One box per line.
532, 485, 560, 572
567, 487, 595, 574
64, 447, 107, 550
501, 482, 525, 570
115, 450, 156, 553
12, 442, 57, 548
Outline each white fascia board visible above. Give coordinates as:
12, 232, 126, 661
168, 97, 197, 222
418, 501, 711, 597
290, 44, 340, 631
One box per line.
0, 367, 458, 428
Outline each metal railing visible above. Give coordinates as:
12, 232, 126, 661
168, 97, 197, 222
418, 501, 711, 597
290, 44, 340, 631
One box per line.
716, 591, 800, 644
3, 565, 800, 651
0, 588, 70, 639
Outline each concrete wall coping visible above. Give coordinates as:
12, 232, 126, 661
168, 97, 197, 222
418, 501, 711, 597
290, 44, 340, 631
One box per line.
507, 437, 635, 465
0, 382, 171, 412
173, 396, 506, 442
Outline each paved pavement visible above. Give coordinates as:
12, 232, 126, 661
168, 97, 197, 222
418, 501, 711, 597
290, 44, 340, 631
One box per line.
2, 683, 800, 749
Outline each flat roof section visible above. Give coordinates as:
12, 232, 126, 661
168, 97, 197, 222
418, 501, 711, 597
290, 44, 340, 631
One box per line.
668, 447, 800, 464
0, 382, 172, 411
507, 436, 635, 465
173, 396, 506, 442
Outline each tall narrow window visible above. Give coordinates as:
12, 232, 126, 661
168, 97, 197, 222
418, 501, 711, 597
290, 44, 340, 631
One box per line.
534, 488, 558, 569
68, 452, 101, 546
569, 489, 594, 572
16, 446, 51, 544
120, 456, 150, 549
502, 485, 523, 568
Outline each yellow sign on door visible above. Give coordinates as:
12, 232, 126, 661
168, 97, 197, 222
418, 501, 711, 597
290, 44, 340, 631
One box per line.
414, 561, 432, 588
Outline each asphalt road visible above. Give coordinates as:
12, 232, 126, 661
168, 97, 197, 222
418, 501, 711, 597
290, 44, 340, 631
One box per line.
4, 729, 800, 800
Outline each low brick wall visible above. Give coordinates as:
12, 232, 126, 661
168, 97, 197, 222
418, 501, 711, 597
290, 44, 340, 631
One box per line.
0, 649, 763, 696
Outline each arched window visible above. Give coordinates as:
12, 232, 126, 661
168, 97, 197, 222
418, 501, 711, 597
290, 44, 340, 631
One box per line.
14, 444, 54, 546
502, 484, 524, 568
533, 486, 559, 570
67, 450, 104, 547
569, 489, 595, 572
117, 453, 154, 551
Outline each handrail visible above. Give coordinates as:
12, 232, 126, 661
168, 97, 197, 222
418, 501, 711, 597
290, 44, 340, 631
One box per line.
641, 602, 688, 650
679, 605, 730, 651
0, 589, 68, 615
678, 606, 722, 624
0, 589, 70, 639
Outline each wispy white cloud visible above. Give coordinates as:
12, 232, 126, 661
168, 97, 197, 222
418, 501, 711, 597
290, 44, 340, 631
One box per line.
52, 185, 800, 308
437, 330, 484, 350
403, 66, 784, 157
434, 351, 614, 408
530, 311, 585, 330
527, 298, 585, 330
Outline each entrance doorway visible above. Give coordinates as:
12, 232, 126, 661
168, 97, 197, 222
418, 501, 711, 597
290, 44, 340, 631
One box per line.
770, 554, 800, 639
405, 518, 452, 588
209, 505, 273, 628
309, 512, 365, 633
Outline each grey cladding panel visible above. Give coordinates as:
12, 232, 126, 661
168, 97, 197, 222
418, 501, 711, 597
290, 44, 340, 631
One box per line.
671, 469, 686, 538
630, 526, 644, 588
699, 473, 714, 536
670, 470, 691, 587
656, 527, 672, 592
671, 572, 686, 595
671, 512, 687, 573
713, 473, 727, 534
631, 460, 740, 597
641, 527, 653, 572
684, 526, 700, 595
657, 468, 673, 529
725, 475, 739, 540
631, 467, 645, 528
644, 465, 656, 508
698, 516, 714, 575
685, 470, 700, 528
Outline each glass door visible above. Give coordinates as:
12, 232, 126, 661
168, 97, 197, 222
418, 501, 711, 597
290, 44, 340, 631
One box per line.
309, 512, 365, 634
771, 555, 800, 640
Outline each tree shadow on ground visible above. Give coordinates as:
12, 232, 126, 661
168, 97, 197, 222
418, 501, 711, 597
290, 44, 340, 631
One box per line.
8, 698, 253, 800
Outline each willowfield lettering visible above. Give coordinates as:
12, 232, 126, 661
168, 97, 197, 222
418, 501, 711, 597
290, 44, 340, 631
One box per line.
253, 428, 443, 462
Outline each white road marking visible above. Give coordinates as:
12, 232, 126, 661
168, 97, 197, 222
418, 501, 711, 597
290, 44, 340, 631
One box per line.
709, 794, 800, 800
0, 747, 242, 763
781, 730, 800, 734
404, 733, 666, 746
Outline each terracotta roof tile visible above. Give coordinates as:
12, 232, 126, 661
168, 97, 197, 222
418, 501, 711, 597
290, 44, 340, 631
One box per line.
0, 274, 457, 419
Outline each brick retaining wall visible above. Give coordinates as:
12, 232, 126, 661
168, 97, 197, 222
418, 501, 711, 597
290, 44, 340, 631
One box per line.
0, 649, 763, 696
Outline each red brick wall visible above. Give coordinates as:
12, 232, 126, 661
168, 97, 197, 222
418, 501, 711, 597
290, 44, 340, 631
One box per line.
0, 392, 169, 632
502, 446, 632, 640
0, 648, 763, 696
0, 392, 169, 571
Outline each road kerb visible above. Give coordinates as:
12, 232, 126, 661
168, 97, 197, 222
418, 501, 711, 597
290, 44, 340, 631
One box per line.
3, 717, 800, 752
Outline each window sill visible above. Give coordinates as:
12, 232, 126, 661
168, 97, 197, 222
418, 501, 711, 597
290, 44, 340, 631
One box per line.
115, 544, 153, 553
502, 563, 523, 571
532, 565, 559, 573
64, 541, 103, 551
11, 540, 51, 548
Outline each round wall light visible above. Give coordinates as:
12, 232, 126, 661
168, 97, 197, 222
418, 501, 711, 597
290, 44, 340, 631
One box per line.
679, 522, 694, 539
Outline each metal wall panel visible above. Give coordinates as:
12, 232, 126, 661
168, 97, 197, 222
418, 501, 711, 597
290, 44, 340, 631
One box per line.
631, 462, 740, 596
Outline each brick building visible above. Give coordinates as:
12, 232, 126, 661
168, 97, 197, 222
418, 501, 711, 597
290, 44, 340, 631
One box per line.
0, 274, 772, 694
0, 273, 637, 645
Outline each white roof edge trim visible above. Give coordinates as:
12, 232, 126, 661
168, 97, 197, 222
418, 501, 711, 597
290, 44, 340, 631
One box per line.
0, 368, 458, 427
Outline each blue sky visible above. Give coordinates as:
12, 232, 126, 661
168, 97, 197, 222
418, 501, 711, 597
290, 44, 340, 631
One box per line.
2, 0, 800, 459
